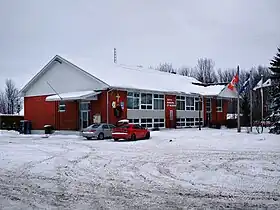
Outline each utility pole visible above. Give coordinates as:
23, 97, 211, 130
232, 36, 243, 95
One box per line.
237, 65, 241, 133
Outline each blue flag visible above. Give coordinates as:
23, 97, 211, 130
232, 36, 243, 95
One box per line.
239, 75, 250, 94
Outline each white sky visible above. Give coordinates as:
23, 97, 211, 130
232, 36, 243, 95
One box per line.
0, 0, 279, 90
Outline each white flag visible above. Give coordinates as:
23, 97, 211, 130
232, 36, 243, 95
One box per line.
262, 78, 271, 88
253, 78, 263, 91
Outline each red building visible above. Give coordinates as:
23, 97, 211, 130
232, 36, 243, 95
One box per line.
19, 55, 237, 132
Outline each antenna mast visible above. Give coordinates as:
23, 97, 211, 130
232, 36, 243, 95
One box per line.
114, 48, 117, 63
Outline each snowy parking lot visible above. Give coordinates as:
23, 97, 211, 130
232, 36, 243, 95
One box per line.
0, 128, 279, 210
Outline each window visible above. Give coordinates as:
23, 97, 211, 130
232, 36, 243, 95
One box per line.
206, 98, 211, 112
127, 92, 140, 109
141, 93, 152, 109
154, 118, 165, 128
102, 124, 109, 129
140, 118, 153, 128
195, 118, 203, 126
58, 101, 66, 112
186, 118, 195, 127
133, 124, 142, 129
80, 102, 90, 111
128, 119, 139, 124
216, 99, 223, 112
186, 97, 194, 110
154, 94, 164, 110
176, 96, 185, 110
108, 124, 115, 129
176, 118, 186, 127
195, 97, 202, 111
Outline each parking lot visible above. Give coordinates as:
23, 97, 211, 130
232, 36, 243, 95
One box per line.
0, 128, 279, 209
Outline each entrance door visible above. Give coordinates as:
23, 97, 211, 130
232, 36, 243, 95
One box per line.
81, 111, 89, 129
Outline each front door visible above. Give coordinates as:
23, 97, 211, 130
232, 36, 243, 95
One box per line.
81, 111, 89, 129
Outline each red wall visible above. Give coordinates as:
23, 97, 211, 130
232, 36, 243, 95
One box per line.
165, 95, 176, 128
91, 90, 127, 125
203, 97, 229, 125
24, 96, 79, 130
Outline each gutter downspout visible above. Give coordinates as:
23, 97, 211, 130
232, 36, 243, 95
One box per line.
106, 88, 115, 124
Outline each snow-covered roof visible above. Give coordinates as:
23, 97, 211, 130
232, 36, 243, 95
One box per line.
20, 55, 237, 98
45, 90, 100, 101
62, 56, 228, 96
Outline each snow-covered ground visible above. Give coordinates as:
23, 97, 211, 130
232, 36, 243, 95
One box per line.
0, 128, 279, 209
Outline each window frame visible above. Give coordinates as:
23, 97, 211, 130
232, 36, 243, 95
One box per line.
153, 118, 165, 128
127, 92, 140, 109
153, 94, 165, 110
176, 96, 185, 111
186, 97, 195, 111
216, 99, 223, 112
140, 118, 153, 128
140, 93, 153, 110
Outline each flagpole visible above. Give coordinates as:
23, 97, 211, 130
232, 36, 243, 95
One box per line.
250, 70, 253, 132
261, 74, 264, 123
237, 65, 241, 133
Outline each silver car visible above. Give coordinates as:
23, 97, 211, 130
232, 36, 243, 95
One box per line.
82, 123, 116, 140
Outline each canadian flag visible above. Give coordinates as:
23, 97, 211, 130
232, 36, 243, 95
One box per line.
227, 73, 239, 90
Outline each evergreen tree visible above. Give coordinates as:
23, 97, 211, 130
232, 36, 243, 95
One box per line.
268, 47, 280, 134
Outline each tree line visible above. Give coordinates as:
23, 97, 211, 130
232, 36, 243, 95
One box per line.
0, 79, 22, 115
152, 58, 272, 121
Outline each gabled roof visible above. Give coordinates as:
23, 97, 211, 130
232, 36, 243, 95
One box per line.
19, 55, 109, 96
20, 55, 235, 97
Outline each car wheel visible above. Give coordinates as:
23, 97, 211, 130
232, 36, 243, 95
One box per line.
98, 133, 104, 140
86, 137, 92, 140
145, 132, 150, 139
131, 133, 136, 141
113, 138, 119, 141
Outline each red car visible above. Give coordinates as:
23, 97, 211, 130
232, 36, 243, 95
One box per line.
112, 123, 150, 141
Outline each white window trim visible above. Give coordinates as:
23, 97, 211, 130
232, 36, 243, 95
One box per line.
186, 97, 195, 111
127, 92, 140, 110
176, 95, 186, 111
153, 118, 165, 128
216, 99, 223, 112
153, 94, 165, 110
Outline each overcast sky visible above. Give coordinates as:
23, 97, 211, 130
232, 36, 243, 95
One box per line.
0, 0, 279, 90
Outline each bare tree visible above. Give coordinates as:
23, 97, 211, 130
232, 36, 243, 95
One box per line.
4, 79, 22, 114
217, 68, 236, 83
194, 58, 217, 83
0, 91, 7, 114
178, 66, 195, 77
156, 62, 176, 73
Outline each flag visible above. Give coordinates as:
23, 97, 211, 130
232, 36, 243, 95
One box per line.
262, 78, 272, 88
239, 74, 250, 94
253, 78, 263, 91
227, 72, 239, 91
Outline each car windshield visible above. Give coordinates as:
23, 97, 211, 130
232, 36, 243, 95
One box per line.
88, 124, 100, 129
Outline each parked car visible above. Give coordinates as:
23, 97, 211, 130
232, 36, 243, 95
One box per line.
112, 123, 150, 141
82, 123, 116, 140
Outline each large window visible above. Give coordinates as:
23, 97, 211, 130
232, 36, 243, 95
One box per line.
140, 118, 153, 128
186, 97, 195, 110
154, 118, 165, 128
176, 96, 185, 110
206, 98, 211, 112
127, 92, 140, 109
195, 97, 202, 111
176, 118, 202, 128
176, 118, 186, 127
140, 93, 152, 109
216, 99, 223, 112
154, 94, 164, 110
